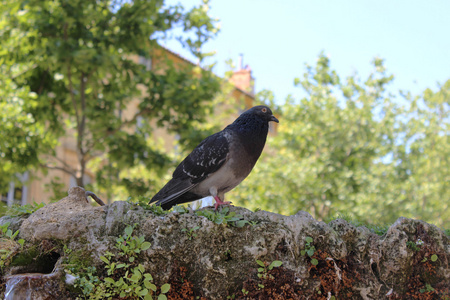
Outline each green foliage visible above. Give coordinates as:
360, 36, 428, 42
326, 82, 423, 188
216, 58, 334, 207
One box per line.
0, 222, 25, 270
419, 283, 435, 294
195, 206, 251, 227
181, 226, 200, 240
44, 177, 68, 202
0, 202, 8, 217
406, 240, 422, 252
301, 236, 318, 266
0, 0, 221, 202
256, 259, 283, 279
6, 201, 45, 217
234, 54, 449, 227
172, 205, 191, 214
127, 196, 170, 216
71, 224, 169, 300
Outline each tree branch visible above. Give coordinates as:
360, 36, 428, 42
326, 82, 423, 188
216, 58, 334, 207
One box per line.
44, 154, 76, 173
84, 107, 152, 154
78, 71, 87, 157
41, 164, 77, 178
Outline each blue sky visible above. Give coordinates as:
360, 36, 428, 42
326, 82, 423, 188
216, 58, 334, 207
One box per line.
162, 0, 450, 103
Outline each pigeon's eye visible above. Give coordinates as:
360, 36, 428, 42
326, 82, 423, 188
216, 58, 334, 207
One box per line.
261, 107, 267, 113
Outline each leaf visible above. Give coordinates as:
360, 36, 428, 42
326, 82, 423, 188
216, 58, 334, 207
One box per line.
144, 294, 153, 300
431, 254, 438, 262
138, 288, 149, 296
141, 241, 151, 250
148, 283, 157, 292
144, 273, 153, 280
100, 256, 110, 264
269, 260, 283, 269
130, 274, 141, 283
129, 256, 135, 262
307, 249, 315, 257
138, 264, 145, 273
257, 268, 265, 272
311, 259, 319, 266
104, 277, 115, 284
305, 237, 313, 243
125, 225, 133, 237
256, 260, 265, 267
235, 220, 248, 228
160, 283, 170, 293
158, 295, 167, 300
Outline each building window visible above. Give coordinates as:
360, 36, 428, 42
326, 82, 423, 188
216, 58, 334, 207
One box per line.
2, 172, 29, 206
138, 56, 152, 71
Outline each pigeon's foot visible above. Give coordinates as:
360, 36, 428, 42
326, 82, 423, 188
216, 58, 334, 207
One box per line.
213, 196, 231, 211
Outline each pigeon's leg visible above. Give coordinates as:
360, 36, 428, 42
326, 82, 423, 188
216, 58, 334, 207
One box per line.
210, 187, 231, 210
213, 196, 231, 210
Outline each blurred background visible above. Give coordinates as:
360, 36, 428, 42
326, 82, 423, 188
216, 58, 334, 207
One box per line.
0, 0, 448, 228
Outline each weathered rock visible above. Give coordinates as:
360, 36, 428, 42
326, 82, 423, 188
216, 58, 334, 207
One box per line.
0, 187, 448, 299
4, 270, 64, 300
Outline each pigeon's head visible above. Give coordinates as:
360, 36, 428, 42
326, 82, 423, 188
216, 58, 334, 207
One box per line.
245, 105, 279, 123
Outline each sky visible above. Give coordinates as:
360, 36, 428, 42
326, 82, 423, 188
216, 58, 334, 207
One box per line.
161, 0, 450, 103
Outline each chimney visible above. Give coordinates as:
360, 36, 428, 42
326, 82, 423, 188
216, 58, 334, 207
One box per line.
230, 54, 254, 95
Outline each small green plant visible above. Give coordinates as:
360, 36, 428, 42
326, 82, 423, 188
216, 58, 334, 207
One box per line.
301, 236, 318, 266
421, 254, 438, 263
0, 222, 25, 270
127, 196, 170, 216
7, 201, 45, 217
195, 207, 251, 227
115, 224, 152, 258
71, 266, 101, 296
73, 224, 169, 300
256, 259, 283, 279
406, 239, 423, 252
63, 244, 72, 255
241, 288, 249, 295
181, 226, 200, 240
419, 283, 435, 293
172, 205, 190, 214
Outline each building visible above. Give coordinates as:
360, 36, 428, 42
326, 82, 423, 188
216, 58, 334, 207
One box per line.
1, 46, 256, 207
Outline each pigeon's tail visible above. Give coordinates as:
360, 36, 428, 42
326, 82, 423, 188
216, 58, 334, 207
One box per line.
149, 178, 199, 210
157, 192, 203, 210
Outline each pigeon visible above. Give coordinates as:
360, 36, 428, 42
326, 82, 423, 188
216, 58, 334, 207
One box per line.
149, 105, 279, 210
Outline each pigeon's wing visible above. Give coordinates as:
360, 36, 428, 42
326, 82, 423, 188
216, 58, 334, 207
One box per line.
149, 131, 230, 207
174, 131, 230, 184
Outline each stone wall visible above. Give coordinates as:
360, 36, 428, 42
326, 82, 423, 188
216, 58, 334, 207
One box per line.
1, 187, 449, 299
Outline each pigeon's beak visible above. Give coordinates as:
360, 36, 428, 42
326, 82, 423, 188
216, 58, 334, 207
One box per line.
270, 115, 279, 123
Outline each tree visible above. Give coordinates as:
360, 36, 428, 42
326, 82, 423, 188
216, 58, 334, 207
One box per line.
233, 54, 449, 227
394, 81, 450, 225
0, 0, 221, 200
